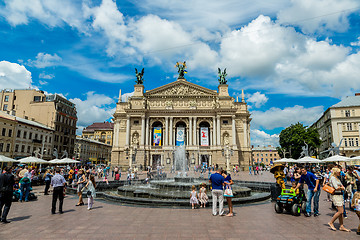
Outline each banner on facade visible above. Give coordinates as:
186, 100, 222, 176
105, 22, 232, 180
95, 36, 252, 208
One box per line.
176, 127, 185, 146
200, 127, 209, 146
153, 127, 162, 146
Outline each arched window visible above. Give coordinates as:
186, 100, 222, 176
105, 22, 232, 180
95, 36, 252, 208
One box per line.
199, 121, 210, 146
152, 121, 163, 146
175, 121, 187, 146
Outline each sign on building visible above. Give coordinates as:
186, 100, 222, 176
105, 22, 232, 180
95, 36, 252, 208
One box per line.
153, 127, 162, 146
200, 127, 209, 146
176, 127, 185, 146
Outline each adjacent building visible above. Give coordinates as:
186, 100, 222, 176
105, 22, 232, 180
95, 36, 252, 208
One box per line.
82, 122, 114, 145
312, 93, 360, 158
0, 111, 54, 159
0, 89, 77, 158
74, 136, 112, 164
252, 145, 279, 165
111, 73, 251, 171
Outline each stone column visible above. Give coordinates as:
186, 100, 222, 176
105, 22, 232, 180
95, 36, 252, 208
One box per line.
169, 117, 173, 146
113, 120, 119, 147
125, 116, 130, 146
232, 116, 236, 145
145, 118, 149, 146
212, 117, 216, 146
141, 116, 145, 146
189, 117, 193, 145
193, 117, 197, 145
243, 120, 248, 147
217, 115, 221, 145
165, 117, 169, 146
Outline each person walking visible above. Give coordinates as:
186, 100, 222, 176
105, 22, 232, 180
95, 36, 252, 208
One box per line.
222, 170, 234, 217
0, 167, 15, 223
44, 169, 52, 195
51, 168, 66, 214
82, 175, 96, 210
294, 166, 320, 217
328, 167, 350, 232
209, 169, 224, 216
76, 169, 86, 206
19, 172, 31, 202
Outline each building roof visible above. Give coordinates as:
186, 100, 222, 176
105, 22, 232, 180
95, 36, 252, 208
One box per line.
83, 122, 114, 132
332, 95, 360, 108
15, 116, 54, 131
252, 145, 277, 151
76, 136, 112, 146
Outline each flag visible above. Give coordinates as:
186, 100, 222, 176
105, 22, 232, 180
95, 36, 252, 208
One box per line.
184, 70, 188, 74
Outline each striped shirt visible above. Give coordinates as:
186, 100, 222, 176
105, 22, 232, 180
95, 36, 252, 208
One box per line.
51, 173, 66, 188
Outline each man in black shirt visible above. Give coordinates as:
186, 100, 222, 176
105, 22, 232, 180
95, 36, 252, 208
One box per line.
0, 167, 15, 223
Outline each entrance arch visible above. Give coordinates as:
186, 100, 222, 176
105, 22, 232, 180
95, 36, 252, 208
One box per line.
199, 121, 210, 146
152, 121, 163, 146
175, 121, 187, 146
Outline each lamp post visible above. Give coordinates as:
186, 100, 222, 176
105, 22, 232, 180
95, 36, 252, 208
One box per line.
222, 145, 233, 172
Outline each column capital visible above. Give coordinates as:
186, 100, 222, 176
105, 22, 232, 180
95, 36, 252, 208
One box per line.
142, 115, 145, 119
217, 115, 221, 119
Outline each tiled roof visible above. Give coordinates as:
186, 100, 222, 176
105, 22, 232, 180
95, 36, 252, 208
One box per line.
332, 95, 360, 108
83, 122, 114, 132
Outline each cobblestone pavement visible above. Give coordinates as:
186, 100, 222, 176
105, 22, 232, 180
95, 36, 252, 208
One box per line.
1, 172, 359, 240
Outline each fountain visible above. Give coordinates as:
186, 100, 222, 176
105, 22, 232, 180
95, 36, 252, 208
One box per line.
174, 145, 187, 177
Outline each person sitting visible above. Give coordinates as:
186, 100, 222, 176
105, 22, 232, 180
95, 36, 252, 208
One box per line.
290, 181, 300, 195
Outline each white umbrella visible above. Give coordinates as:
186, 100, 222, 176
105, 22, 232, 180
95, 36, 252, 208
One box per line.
19, 156, 49, 164
350, 156, 360, 160
57, 158, 80, 164
322, 155, 351, 163
48, 159, 61, 164
297, 156, 322, 164
274, 158, 297, 163
0, 155, 19, 163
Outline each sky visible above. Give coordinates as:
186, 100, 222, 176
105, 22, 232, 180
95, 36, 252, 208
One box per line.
1, 0, 360, 147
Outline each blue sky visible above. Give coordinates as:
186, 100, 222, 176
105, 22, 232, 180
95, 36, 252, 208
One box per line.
1, 0, 360, 146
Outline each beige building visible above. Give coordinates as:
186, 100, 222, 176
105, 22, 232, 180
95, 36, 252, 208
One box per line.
0, 113, 16, 158
111, 76, 251, 171
82, 122, 114, 146
74, 136, 112, 164
0, 89, 77, 157
312, 93, 360, 158
251, 145, 280, 165
0, 111, 54, 159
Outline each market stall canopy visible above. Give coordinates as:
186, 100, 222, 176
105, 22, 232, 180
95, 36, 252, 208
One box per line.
297, 156, 322, 164
273, 158, 297, 163
322, 155, 351, 163
18, 156, 49, 164
0, 155, 19, 163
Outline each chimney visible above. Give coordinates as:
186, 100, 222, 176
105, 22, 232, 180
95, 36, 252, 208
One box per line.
355, 93, 360, 96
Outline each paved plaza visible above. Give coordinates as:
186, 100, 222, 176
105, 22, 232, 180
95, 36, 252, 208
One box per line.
1, 172, 359, 240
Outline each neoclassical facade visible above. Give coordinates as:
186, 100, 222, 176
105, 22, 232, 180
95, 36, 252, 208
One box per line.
111, 77, 251, 171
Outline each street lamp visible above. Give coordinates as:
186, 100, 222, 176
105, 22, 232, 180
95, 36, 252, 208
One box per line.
222, 145, 233, 172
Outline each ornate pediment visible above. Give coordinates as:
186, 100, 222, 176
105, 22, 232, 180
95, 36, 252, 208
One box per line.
144, 80, 217, 97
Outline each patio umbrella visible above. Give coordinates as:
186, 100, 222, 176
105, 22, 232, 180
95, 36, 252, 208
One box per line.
297, 156, 322, 164
273, 158, 297, 163
18, 156, 49, 164
48, 159, 61, 164
322, 155, 351, 163
56, 158, 80, 164
0, 155, 19, 163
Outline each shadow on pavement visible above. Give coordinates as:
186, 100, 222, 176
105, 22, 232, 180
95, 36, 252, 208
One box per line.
91, 206, 103, 210
61, 209, 76, 213
9, 215, 31, 222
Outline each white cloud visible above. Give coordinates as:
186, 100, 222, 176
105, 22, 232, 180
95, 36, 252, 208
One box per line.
39, 72, 54, 79
251, 105, 324, 130
0, 61, 32, 89
27, 53, 62, 68
251, 129, 279, 147
277, 0, 360, 34
350, 37, 360, 47
121, 92, 134, 102
38, 80, 48, 85
247, 92, 268, 108
70, 91, 116, 132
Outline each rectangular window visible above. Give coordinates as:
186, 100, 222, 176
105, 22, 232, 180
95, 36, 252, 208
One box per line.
4, 95, 9, 102
3, 104, 8, 111
8, 129, 12, 137
17, 130, 21, 138
27, 146, 31, 153
33, 96, 41, 102
356, 138, 359, 147
345, 110, 351, 117
0, 143, 3, 152
15, 144, 19, 152
23, 131, 27, 139
347, 123, 352, 131
21, 145, 25, 153
222, 120, 229, 124
29, 132, 32, 139
344, 138, 348, 147
349, 138, 354, 147
35, 133, 38, 139
6, 144, 10, 152
2, 128, 5, 136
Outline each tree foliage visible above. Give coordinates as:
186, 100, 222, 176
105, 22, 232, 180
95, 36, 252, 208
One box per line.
278, 122, 321, 159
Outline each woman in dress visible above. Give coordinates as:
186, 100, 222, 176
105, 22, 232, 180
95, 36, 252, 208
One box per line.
190, 185, 199, 209
328, 167, 350, 232
82, 175, 96, 210
222, 170, 234, 217
76, 169, 86, 206
198, 183, 208, 208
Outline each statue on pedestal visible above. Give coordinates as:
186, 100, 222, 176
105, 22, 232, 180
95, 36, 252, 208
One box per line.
218, 68, 227, 84
135, 68, 144, 84
175, 61, 187, 79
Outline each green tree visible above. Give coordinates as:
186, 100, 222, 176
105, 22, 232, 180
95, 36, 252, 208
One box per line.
278, 122, 321, 159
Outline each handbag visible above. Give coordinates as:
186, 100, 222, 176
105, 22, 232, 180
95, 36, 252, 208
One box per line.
86, 190, 92, 196
224, 185, 233, 197
322, 184, 335, 195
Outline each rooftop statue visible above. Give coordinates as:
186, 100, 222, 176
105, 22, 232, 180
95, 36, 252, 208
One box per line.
135, 68, 144, 84
175, 61, 187, 79
218, 68, 227, 84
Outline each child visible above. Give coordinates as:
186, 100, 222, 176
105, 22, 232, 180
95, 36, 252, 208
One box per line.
351, 191, 360, 235
198, 183, 208, 208
81, 175, 96, 210
290, 181, 299, 195
190, 185, 199, 209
